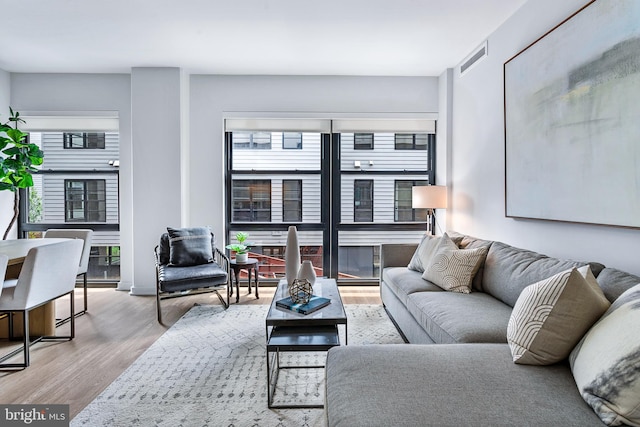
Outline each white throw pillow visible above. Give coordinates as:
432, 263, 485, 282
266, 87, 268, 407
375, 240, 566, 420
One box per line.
421, 233, 487, 294
570, 283, 640, 426
507, 266, 610, 365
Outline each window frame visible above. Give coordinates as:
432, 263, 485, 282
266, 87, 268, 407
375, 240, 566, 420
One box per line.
63, 132, 106, 149
353, 179, 374, 222
232, 132, 272, 150
231, 179, 272, 222
353, 133, 374, 150
394, 133, 428, 150
282, 132, 303, 150
282, 179, 303, 222
64, 178, 107, 223
394, 179, 429, 222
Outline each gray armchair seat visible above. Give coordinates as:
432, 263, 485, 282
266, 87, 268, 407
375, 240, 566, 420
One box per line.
157, 263, 228, 293
155, 228, 230, 323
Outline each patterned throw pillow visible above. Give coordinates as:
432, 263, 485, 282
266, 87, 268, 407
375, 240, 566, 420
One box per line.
167, 226, 214, 266
407, 234, 440, 272
570, 283, 640, 426
507, 266, 610, 365
421, 233, 487, 293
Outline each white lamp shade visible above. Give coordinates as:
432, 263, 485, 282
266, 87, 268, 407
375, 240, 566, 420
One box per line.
412, 185, 447, 209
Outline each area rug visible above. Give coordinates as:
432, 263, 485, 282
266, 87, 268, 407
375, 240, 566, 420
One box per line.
71, 304, 404, 427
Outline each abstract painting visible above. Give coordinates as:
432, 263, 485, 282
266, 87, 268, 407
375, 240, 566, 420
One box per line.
504, 0, 640, 228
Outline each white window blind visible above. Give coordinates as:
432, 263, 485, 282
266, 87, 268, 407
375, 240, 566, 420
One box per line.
20, 113, 119, 132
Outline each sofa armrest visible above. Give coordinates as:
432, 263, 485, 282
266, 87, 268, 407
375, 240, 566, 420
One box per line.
380, 243, 417, 270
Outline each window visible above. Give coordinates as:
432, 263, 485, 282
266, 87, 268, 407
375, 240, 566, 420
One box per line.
64, 179, 106, 222
233, 132, 272, 150
63, 132, 106, 149
394, 133, 428, 150
354, 180, 373, 222
232, 180, 272, 221
282, 132, 302, 149
282, 180, 302, 222
354, 133, 374, 150
395, 180, 429, 221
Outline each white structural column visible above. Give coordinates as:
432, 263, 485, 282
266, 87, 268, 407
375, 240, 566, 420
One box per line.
130, 67, 184, 295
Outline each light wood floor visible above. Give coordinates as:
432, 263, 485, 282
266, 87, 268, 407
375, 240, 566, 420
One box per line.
0, 284, 381, 419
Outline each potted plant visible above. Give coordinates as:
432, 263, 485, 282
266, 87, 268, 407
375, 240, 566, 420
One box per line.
0, 108, 44, 240
226, 231, 252, 263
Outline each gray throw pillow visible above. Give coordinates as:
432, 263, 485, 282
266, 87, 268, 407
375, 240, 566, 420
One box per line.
407, 234, 440, 272
167, 226, 214, 266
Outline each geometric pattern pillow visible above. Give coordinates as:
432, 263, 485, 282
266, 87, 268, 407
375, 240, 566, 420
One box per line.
507, 266, 610, 365
407, 234, 440, 273
569, 283, 640, 426
421, 233, 487, 294
167, 226, 214, 266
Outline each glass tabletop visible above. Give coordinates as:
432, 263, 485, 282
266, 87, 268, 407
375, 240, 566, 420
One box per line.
266, 278, 347, 325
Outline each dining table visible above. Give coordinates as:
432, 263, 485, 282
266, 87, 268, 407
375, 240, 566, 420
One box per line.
0, 238, 71, 338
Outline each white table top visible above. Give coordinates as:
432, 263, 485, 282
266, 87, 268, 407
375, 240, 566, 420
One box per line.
0, 238, 71, 266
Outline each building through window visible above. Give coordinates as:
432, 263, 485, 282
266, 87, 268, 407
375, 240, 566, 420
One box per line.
282, 132, 303, 149
232, 132, 272, 150
353, 133, 374, 150
64, 179, 107, 222
282, 179, 302, 222
232, 180, 272, 221
395, 180, 429, 221
394, 133, 428, 150
63, 132, 106, 149
354, 180, 374, 222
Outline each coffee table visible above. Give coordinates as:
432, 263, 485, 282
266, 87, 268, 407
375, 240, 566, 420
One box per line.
265, 277, 347, 408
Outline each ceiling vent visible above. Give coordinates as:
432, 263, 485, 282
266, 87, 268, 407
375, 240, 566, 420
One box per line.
459, 41, 488, 76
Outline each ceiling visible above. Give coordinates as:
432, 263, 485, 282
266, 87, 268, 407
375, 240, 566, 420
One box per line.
0, 0, 527, 76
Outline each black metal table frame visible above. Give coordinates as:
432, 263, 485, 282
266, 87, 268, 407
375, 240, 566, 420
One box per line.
265, 278, 347, 409
265, 324, 346, 409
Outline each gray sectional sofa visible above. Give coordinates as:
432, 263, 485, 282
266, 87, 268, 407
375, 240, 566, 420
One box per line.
325, 232, 640, 426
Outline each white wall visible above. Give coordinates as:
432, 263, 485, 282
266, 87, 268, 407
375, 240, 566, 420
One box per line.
449, 0, 640, 275
189, 75, 439, 240
0, 69, 14, 239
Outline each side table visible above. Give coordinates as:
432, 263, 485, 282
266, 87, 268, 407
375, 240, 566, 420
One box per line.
229, 258, 259, 302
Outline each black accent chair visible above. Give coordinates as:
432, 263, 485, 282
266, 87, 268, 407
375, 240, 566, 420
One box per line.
155, 232, 230, 324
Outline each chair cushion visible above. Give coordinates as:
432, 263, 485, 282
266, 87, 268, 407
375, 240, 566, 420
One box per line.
596, 267, 640, 303
158, 263, 227, 293
166, 226, 214, 266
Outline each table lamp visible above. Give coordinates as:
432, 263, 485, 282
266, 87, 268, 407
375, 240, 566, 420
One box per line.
412, 185, 447, 235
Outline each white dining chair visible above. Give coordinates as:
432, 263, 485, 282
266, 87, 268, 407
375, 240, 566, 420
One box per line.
44, 229, 94, 323
0, 239, 83, 370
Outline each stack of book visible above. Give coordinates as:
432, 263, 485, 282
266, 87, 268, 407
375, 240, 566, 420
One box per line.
276, 295, 331, 315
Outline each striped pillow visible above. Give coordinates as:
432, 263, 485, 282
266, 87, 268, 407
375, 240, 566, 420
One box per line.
421, 233, 487, 294
507, 266, 610, 365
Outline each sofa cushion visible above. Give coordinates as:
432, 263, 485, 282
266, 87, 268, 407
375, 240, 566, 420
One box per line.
422, 233, 488, 294
325, 344, 605, 427
167, 226, 214, 266
596, 267, 640, 303
382, 267, 442, 305
570, 283, 640, 426
482, 241, 589, 307
507, 266, 610, 365
406, 291, 512, 343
